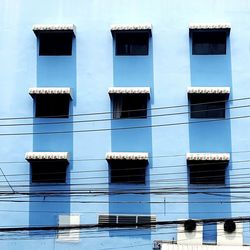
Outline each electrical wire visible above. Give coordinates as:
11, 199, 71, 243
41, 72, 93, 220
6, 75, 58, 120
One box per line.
1, 198, 250, 204
0, 223, 243, 242
0, 101, 247, 240
1, 149, 250, 177
0, 216, 247, 232
0, 95, 247, 122
0, 99, 249, 136
0, 209, 249, 215
3, 170, 250, 189
0, 225, 222, 240
0, 111, 248, 137
1, 159, 250, 190
0, 99, 248, 127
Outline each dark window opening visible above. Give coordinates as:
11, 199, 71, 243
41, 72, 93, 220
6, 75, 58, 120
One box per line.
118, 216, 137, 227
115, 32, 149, 55
188, 160, 228, 184
112, 94, 148, 119
189, 94, 228, 119
192, 31, 227, 55
30, 160, 68, 183
98, 215, 117, 225
35, 94, 71, 118
39, 32, 73, 56
108, 160, 147, 184
137, 216, 156, 229
98, 215, 155, 228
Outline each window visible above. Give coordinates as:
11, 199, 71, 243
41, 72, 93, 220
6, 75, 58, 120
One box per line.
35, 94, 71, 118
39, 32, 73, 56
112, 94, 148, 118
118, 216, 137, 227
106, 152, 148, 184
33, 24, 75, 56
109, 160, 147, 184
137, 216, 156, 229
109, 87, 150, 119
25, 152, 69, 183
189, 23, 230, 55
187, 153, 230, 185
189, 160, 227, 184
111, 24, 152, 56
192, 31, 227, 55
98, 215, 156, 228
115, 32, 149, 55
188, 87, 230, 119
31, 160, 68, 183
190, 94, 227, 118
29, 88, 72, 118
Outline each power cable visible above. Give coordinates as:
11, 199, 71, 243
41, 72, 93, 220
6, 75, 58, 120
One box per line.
0, 216, 248, 232
1, 159, 250, 188
0, 111, 248, 137
0, 100, 249, 127
0, 95, 248, 121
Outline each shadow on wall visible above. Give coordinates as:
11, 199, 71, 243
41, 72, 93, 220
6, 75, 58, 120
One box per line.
109, 36, 154, 238
29, 39, 76, 230
188, 34, 233, 243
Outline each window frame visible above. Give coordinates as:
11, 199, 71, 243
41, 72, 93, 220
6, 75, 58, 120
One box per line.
108, 159, 148, 184
34, 94, 71, 118
115, 31, 150, 56
29, 159, 69, 184
188, 93, 229, 119
191, 29, 228, 55
111, 93, 149, 119
188, 160, 229, 185
38, 31, 74, 56
98, 214, 156, 229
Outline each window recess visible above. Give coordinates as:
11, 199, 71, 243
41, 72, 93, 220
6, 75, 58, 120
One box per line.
188, 87, 230, 119
189, 23, 230, 55
33, 24, 75, 56
186, 153, 230, 185
106, 152, 148, 184
111, 24, 152, 55
98, 214, 156, 229
108, 87, 150, 119
29, 87, 72, 118
25, 152, 69, 183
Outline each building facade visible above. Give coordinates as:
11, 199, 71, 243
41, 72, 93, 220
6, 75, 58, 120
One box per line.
1, 0, 250, 249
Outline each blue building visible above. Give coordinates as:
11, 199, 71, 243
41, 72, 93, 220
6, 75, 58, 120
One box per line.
1, 0, 250, 249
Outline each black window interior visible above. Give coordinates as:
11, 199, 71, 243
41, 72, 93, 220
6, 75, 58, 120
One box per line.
35, 94, 70, 118
98, 215, 117, 225
109, 160, 147, 184
189, 94, 228, 119
118, 216, 137, 227
39, 32, 73, 56
188, 160, 228, 184
99, 215, 154, 228
30, 160, 68, 183
137, 216, 154, 228
115, 32, 149, 55
112, 94, 148, 119
192, 31, 227, 55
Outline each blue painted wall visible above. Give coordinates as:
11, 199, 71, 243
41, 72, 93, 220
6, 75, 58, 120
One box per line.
1, 0, 250, 249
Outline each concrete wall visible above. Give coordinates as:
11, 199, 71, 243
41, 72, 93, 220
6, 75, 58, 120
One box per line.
0, 0, 250, 249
